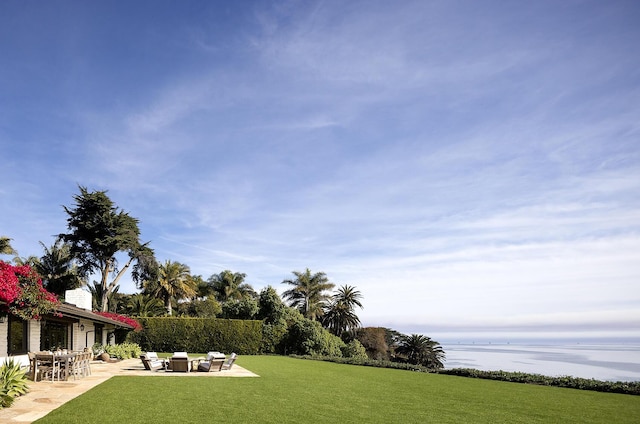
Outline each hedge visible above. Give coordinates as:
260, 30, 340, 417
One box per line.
439, 368, 640, 396
128, 317, 262, 355
291, 356, 640, 396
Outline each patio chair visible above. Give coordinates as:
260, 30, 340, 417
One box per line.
206, 351, 226, 359
73, 351, 92, 378
140, 352, 167, 371
220, 353, 237, 371
82, 350, 92, 377
28, 352, 52, 382
68, 352, 83, 380
197, 353, 226, 372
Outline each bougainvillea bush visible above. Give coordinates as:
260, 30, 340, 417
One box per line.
95, 311, 142, 332
0, 261, 59, 320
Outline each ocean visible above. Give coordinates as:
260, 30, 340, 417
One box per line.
441, 342, 640, 382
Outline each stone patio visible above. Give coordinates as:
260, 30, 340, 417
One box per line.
0, 358, 258, 423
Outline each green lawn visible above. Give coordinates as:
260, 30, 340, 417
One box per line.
35, 356, 640, 424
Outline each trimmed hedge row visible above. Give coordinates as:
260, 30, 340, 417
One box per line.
291, 356, 640, 396
439, 368, 640, 396
289, 354, 432, 372
128, 317, 262, 355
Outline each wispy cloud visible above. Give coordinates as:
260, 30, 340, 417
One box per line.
1, 0, 639, 339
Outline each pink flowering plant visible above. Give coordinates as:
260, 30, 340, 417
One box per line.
95, 311, 142, 332
0, 261, 60, 320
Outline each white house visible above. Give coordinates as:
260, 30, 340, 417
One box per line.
1, 289, 134, 366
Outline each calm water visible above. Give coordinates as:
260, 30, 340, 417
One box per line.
442, 343, 640, 382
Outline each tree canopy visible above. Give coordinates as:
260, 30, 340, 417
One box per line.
208, 270, 256, 301
396, 334, 446, 370
35, 240, 82, 297
322, 285, 363, 338
144, 260, 196, 316
282, 268, 335, 321
60, 186, 157, 311
0, 237, 17, 256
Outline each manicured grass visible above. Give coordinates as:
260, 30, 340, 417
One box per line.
36, 356, 640, 424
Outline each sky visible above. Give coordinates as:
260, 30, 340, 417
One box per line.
1, 0, 639, 342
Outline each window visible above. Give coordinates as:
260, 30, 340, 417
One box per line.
94, 324, 103, 346
8, 315, 28, 355
40, 319, 71, 351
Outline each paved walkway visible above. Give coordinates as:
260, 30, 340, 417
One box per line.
0, 358, 258, 423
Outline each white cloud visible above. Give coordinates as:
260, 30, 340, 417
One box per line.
2, 0, 639, 342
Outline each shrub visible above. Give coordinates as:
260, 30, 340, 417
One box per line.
261, 320, 288, 354
0, 261, 59, 320
283, 317, 345, 356
342, 339, 368, 359
438, 368, 640, 396
291, 354, 431, 372
0, 358, 29, 408
221, 298, 259, 319
104, 342, 142, 359
355, 327, 389, 360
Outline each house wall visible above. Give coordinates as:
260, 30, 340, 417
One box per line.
0, 320, 34, 367
0, 321, 7, 362
1, 318, 120, 366
73, 318, 101, 351
28, 319, 41, 352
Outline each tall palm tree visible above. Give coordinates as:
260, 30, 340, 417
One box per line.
322, 285, 363, 337
35, 240, 82, 297
281, 268, 335, 321
0, 237, 17, 256
207, 270, 256, 302
396, 334, 446, 370
12, 255, 40, 266
192, 274, 211, 299
146, 260, 196, 316
123, 293, 165, 317
87, 281, 120, 312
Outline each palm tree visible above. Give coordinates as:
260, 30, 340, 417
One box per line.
123, 293, 165, 317
0, 237, 17, 256
34, 240, 82, 297
281, 268, 335, 320
146, 260, 196, 316
12, 255, 40, 266
396, 334, 446, 370
87, 281, 120, 312
322, 285, 363, 337
192, 274, 212, 299
207, 270, 256, 302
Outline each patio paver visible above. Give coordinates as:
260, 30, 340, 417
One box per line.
0, 358, 258, 423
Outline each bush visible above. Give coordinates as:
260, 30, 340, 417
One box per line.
261, 320, 288, 354
104, 342, 142, 359
221, 298, 259, 319
0, 358, 29, 408
291, 354, 431, 372
355, 327, 390, 360
438, 368, 640, 396
342, 339, 368, 359
282, 317, 345, 356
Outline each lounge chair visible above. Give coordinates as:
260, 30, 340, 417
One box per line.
140, 352, 167, 371
220, 353, 237, 371
197, 352, 226, 372
207, 351, 226, 359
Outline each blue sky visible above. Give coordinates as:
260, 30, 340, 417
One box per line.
1, 0, 639, 341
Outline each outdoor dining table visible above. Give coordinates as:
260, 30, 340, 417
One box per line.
33, 352, 78, 382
